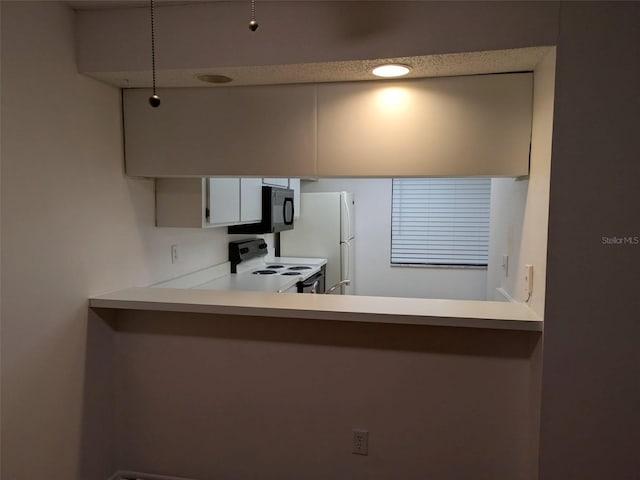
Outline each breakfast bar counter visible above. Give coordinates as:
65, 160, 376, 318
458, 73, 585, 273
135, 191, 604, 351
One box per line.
89, 287, 542, 332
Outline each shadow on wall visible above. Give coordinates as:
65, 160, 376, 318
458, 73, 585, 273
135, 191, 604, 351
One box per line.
115, 310, 538, 359
105, 309, 542, 479
77, 309, 117, 479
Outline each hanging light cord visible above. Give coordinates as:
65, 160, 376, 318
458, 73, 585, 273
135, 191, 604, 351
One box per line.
249, 0, 258, 31
149, 0, 160, 107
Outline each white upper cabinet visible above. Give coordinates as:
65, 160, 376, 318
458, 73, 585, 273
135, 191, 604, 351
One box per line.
240, 178, 263, 223
123, 85, 317, 177
316, 73, 533, 177
262, 178, 289, 188
208, 178, 240, 226
155, 177, 264, 228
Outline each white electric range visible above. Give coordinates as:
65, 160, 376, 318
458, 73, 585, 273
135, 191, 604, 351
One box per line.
224, 239, 326, 293
150, 240, 326, 293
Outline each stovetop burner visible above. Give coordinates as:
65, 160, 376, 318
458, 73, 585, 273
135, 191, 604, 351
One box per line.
266, 265, 286, 269
253, 270, 278, 275
287, 266, 312, 271
280, 271, 303, 276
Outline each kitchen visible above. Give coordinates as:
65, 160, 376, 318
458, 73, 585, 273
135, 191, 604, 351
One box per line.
152, 173, 533, 302
122, 67, 543, 305
2, 2, 638, 480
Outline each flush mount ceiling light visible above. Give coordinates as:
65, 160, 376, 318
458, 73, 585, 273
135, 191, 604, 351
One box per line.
371, 64, 412, 78
197, 74, 233, 84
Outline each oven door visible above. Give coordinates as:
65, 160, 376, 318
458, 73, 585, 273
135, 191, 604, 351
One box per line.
297, 271, 325, 294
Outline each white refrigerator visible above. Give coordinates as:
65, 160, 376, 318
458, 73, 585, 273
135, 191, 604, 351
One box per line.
280, 192, 355, 295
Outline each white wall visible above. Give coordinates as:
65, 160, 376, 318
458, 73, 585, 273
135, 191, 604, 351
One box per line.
486, 178, 529, 302
301, 178, 488, 300
486, 49, 555, 313
0, 3, 229, 479
517, 49, 555, 316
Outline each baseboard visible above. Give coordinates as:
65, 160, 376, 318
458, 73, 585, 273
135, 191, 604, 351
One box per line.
109, 471, 198, 480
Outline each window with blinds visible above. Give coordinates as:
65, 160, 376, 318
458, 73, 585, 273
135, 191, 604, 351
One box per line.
391, 178, 491, 266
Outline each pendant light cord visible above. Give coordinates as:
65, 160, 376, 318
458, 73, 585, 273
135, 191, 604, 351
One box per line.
249, 0, 258, 31
149, 0, 160, 107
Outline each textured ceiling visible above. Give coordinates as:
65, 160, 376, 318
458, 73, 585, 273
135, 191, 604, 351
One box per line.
68, 2, 552, 88
86, 46, 552, 88
67, 0, 208, 10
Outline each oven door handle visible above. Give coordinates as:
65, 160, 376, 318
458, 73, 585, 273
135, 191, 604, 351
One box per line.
298, 271, 324, 294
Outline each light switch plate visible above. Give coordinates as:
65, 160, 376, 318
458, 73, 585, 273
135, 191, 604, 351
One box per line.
352, 429, 369, 455
524, 264, 533, 296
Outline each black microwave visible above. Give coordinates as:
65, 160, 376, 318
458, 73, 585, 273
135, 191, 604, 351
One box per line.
228, 186, 294, 234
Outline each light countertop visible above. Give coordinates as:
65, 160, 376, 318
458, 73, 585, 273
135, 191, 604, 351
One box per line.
151, 257, 327, 293
90, 286, 542, 332
91, 259, 542, 332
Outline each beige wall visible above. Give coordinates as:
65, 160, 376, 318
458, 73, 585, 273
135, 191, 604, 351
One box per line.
0, 2, 230, 478
2, 2, 639, 480
539, 4, 640, 479
114, 310, 542, 480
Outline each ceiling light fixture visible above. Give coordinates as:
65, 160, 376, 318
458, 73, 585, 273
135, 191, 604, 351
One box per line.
371, 64, 411, 78
197, 74, 233, 84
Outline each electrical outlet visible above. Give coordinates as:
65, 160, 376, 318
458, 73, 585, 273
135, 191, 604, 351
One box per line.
171, 244, 179, 264
524, 264, 534, 297
352, 429, 369, 456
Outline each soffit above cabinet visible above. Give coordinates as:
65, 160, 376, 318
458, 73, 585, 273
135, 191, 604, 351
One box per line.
123, 73, 533, 178
317, 73, 533, 177
85, 47, 550, 89
74, 1, 558, 88
123, 84, 317, 177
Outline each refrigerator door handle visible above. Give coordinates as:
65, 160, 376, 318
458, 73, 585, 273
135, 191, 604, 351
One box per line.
342, 194, 352, 242
344, 241, 350, 281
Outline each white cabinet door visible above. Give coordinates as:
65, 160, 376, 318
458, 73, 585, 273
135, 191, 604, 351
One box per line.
262, 178, 289, 188
209, 178, 240, 225
240, 178, 263, 222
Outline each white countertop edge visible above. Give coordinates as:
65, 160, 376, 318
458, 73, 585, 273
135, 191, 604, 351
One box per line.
89, 287, 543, 332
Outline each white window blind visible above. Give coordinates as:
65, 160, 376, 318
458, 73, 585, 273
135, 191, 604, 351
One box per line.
391, 178, 491, 266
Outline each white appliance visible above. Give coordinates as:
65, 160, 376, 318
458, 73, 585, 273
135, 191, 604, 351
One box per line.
280, 192, 355, 295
